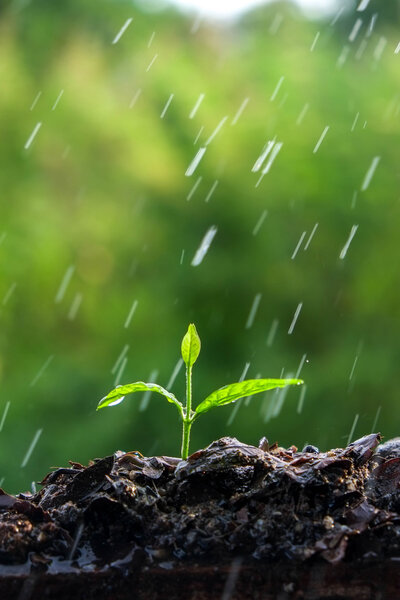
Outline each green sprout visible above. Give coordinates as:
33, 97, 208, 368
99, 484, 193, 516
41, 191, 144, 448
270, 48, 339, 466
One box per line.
97, 324, 304, 460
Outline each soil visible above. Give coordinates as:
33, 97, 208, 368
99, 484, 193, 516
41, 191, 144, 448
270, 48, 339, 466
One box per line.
1, 433, 400, 599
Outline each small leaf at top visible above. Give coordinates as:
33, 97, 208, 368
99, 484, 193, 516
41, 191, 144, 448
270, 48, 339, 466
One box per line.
97, 382, 183, 415
195, 378, 304, 415
181, 323, 201, 368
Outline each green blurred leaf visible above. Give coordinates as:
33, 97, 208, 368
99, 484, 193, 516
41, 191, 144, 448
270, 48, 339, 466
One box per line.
181, 323, 201, 368
97, 382, 183, 415
195, 378, 304, 415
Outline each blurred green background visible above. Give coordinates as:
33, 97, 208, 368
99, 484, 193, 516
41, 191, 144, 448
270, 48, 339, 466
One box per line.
0, 0, 399, 493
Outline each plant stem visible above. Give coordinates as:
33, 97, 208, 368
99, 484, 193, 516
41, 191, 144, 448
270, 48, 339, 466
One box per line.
181, 365, 193, 460
181, 418, 193, 460
186, 365, 192, 415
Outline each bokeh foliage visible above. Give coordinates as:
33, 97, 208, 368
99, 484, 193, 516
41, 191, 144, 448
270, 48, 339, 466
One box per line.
0, 0, 399, 492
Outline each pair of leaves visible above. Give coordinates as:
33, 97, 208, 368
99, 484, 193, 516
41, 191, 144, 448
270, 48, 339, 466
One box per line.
97, 377, 303, 417
97, 323, 303, 426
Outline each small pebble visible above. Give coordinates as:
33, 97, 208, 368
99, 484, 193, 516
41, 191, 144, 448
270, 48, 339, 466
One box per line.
302, 444, 319, 454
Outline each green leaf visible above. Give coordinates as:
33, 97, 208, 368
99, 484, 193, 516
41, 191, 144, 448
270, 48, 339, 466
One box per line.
195, 378, 304, 415
97, 382, 183, 415
181, 323, 201, 368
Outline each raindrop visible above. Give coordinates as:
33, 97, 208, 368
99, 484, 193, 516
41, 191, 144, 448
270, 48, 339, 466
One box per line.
252, 140, 275, 172
231, 97, 249, 125
339, 224, 358, 259
227, 362, 251, 425
348, 18, 363, 43
310, 32, 320, 52
347, 414, 359, 445
266, 319, 279, 347
245, 293, 262, 330
278, 93, 288, 109
357, 0, 370, 10
371, 406, 381, 433
221, 557, 243, 600
0, 401, 11, 432
2, 282, 16, 306
270, 76, 284, 101
30, 355, 54, 387
361, 156, 380, 191
55, 265, 75, 303
252, 210, 268, 236
350, 111, 359, 132
269, 13, 283, 35
108, 395, 125, 407
204, 180, 218, 203
367, 13, 378, 37
336, 45, 350, 68
394, 42, 400, 55
147, 31, 155, 48
21, 429, 43, 468
191, 225, 217, 266
67, 292, 83, 321
129, 89, 142, 109
288, 303, 303, 335
355, 39, 368, 60
0, 231, 7, 245
189, 93, 205, 119
166, 358, 184, 389
185, 147, 206, 176
373, 37, 387, 62
111, 344, 129, 375
303, 222, 319, 250
262, 142, 283, 173
245, 372, 261, 406
114, 356, 128, 387
160, 93, 174, 118
68, 522, 84, 561
297, 385, 307, 414
255, 142, 283, 187
349, 355, 359, 380
351, 191, 358, 209
51, 89, 64, 111
291, 231, 307, 259
313, 126, 329, 154
205, 116, 228, 146
187, 176, 202, 201
180, 249, 185, 265
24, 121, 42, 150
30, 91, 41, 111
139, 369, 159, 411
0, 478, 4, 488
296, 102, 309, 126
330, 7, 343, 26
112, 18, 133, 45
146, 54, 158, 72
193, 126, 204, 145
272, 377, 292, 418
295, 354, 307, 379
124, 299, 138, 329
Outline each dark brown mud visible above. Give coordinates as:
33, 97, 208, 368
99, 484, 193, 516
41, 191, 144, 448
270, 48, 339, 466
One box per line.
2, 434, 400, 599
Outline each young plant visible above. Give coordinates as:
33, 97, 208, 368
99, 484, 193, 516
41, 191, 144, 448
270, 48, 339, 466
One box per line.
97, 324, 304, 460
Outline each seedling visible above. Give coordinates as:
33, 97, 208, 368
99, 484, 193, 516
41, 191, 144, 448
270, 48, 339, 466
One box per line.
97, 324, 304, 459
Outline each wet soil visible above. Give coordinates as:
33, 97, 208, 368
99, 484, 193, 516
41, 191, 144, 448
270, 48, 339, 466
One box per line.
2, 434, 400, 599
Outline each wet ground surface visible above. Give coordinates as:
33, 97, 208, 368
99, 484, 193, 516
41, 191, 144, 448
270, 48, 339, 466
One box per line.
2, 434, 400, 598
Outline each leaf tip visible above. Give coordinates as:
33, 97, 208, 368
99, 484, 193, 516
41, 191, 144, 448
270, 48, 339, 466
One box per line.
181, 322, 201, 367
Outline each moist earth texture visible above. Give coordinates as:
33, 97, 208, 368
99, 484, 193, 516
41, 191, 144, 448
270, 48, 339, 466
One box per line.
1, 434, 400, 599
